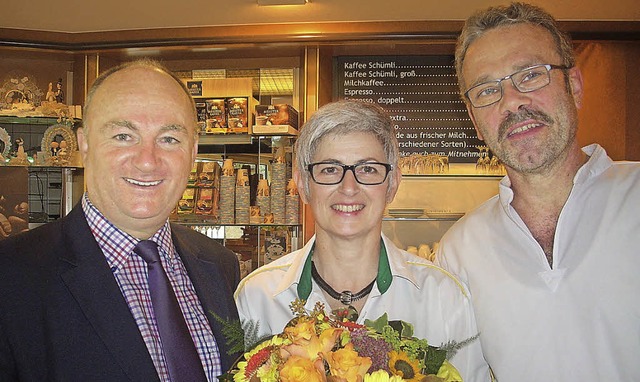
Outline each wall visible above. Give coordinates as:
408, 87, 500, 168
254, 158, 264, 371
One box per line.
575, 41, 640, 161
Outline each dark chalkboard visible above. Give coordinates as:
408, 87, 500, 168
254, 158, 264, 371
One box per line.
334, 55, 484, 163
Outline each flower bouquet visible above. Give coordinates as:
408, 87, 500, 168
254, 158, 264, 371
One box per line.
219, 300, 470, 382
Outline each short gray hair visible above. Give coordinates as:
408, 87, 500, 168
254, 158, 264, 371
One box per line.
294, 100, 399, 197
455, 2, 575, 96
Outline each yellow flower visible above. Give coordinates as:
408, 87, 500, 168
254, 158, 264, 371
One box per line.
388, 351, 426, 382
364, 370, 404, 382
436, 360, 462, 382
324, 342, 373, 382
279, 355, 327, 382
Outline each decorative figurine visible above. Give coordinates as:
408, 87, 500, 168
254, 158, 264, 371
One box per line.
54, 79, 64, 104
50, 141, 59, 157
45, 82, 56, 103
57, 140, 68, 158
8, 138, 28, 166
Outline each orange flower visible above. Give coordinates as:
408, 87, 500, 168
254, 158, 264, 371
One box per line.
279, 355, 327, 382
324, 342, 372, 382
283, 324, 343, 361
284, 318, 317, 346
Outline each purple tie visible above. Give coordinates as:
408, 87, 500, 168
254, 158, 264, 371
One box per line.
134, 240, 207, 382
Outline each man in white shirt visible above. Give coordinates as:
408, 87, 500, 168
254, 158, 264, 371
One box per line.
436, 3, 640, 381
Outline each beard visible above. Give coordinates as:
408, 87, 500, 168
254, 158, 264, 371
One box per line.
479, 101, 578, 175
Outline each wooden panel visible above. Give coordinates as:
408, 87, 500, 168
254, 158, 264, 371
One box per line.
301, 46, 319, 243
575, 42, 639, 161
625, 44, 640, 161
2, 20, 639, 52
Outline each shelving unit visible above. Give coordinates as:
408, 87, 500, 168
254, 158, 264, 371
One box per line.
197, 133, 300, 275
0, 117, 84, 231
169, 77, 302, 276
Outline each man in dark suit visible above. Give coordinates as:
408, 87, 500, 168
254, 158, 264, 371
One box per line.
0, 60, 241, 381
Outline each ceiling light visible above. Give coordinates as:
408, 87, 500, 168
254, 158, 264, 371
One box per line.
257, 0, 308, 5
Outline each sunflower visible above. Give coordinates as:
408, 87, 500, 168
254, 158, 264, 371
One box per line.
388, 350, 426, 382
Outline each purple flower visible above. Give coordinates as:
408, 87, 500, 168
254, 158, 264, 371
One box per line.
350, 328, 392, 373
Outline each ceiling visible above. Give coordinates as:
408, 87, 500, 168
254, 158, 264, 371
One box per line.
1, 0, 638, 34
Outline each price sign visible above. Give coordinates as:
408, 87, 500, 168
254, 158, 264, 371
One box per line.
334, 55, 484, 162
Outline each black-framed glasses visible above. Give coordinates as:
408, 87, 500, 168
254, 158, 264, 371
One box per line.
464, 64, 571, 108
307, 161, 392, 185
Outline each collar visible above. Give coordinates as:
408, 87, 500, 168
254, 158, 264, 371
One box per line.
82, 193, 175, 270
573, 144, 612, 184
296, 238, 393, 300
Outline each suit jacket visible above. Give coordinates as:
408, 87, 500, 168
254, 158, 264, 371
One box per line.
0, 204, 242, 381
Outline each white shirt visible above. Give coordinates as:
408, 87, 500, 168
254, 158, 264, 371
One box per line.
437, 144, 640, 382
235, 234, 491, 382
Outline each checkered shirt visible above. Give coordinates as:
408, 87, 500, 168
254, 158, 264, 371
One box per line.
82, 194, 222, 381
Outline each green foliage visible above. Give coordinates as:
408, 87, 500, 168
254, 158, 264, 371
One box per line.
442, 332, 481, 360
365, 313, 415, 338
364, 312, 390, 332
423, 344, 448, 375
209, 311, 246, 355
242, 319, 267, 351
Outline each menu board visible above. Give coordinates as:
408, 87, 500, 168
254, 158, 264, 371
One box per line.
334, 55, 483, 163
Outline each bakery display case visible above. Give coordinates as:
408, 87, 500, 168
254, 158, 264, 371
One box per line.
383, 163, 503, 261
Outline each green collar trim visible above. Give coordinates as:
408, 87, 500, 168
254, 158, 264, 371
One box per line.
297, 243, 315, 300
297, 238, 392, 300
377, 240, 392, 294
